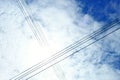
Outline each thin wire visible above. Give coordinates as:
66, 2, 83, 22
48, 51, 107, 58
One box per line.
17, 0, 47, 46
25, 19, 120, 79
10, 18, 120, 80
10, 18, 120, 79
18, 0, 66, 79
14, 0, 63, 80
14, 0, 120, 79
26, 24, 120, 80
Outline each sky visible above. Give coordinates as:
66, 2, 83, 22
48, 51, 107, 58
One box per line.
0, 0, 120, 80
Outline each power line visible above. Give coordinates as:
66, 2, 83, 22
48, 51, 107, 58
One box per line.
10, 18, 120, 80
16, 0, 47, 46
10, 17, 120, 79
14, 0, 64, 80
26, 18, 120, 80
14, 0, 120, 79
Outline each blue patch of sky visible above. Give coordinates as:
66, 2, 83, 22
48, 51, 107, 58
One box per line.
25, 0, 34, 5
110, 58, 120, 70
98, 51, 120, 70
74, 0, 120, 70
75, 0, 120, 22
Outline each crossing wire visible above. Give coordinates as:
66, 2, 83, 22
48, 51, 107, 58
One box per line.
26, 18, 120, 80
10, 18, 120, 80
15, 0, 66, 80
27, 20, 120, 79
27, 26, 120, 80
13, 0, 120, 79
14, 0, 65, 80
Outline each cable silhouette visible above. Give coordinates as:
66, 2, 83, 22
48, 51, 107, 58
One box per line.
13, 0, 120, 79
25, 18, 120, 80
26, 25, 120, 80
10, 18, 120, 80
26, 18, 120, 80
10, 17, 120, 79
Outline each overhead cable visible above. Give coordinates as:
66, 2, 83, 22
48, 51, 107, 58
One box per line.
10, 18, 120, 80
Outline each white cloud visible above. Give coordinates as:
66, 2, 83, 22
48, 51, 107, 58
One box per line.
0, 0, 120, 80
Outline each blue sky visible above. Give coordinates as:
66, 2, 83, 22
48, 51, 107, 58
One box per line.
75, 0, 120, 72
0, 0, 120, 80
76, 0, 120, 22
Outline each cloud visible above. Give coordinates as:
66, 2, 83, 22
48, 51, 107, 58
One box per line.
0, 0, 120, 80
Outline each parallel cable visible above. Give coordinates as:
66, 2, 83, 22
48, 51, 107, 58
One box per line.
25, 18, 120, 79
14, 0, 120, 79
27, 22, 120, 80
16, 0, 47, 46
24, 18, 120, 79
16, 0, 65, 80
26, 18, 120, 80
10, 18, 120, 80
